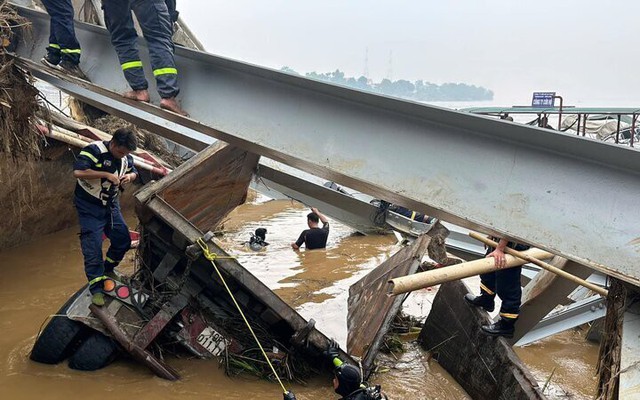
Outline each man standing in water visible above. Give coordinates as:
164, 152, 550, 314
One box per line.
73, 128, 138, 306
291, 207, 330, 250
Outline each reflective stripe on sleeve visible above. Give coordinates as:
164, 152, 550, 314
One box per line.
79, 150, 98, 163
61, 48, 81, 54
122, 61, 143, 70
153, 67, 177, 76
49, 43, 60, 49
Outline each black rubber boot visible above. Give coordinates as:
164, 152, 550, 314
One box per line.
464, 293, 495, 312
481, 318, 515, 338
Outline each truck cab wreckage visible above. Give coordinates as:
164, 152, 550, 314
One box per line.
7, 1, 640, 398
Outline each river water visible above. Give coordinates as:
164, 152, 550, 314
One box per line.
0, 196, 599, 399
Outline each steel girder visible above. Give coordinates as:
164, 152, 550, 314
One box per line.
12, 6, 640, 286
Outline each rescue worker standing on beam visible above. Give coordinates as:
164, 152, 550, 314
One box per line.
101, 0, 188, 116
40, 0, 87, 79
73, 128, 138, 307
464, 237, 530, 337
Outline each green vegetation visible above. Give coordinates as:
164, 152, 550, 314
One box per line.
280, 67, 493, 102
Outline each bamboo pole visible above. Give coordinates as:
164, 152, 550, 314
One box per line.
469, 232, 609, 297
44, 126, 170, 175
388, 248, 553, 295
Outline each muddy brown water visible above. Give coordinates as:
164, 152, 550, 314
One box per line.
0, 197, 599, 399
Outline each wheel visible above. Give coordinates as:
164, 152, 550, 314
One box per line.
68, 331, 119, 371
30, 286, 90, 364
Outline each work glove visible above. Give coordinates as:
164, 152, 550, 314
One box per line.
322, 339, 341, 363
283, 390, 297, 400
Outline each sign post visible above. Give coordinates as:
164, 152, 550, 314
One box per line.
532, 92, 556, 107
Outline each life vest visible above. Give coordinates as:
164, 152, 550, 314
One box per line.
75, 141, 131, 206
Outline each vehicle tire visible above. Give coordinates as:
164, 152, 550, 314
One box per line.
30, 285, 91, 364
68, 331, 119, 371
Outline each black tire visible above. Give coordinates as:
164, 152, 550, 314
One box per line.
30, 285, 91, 364
68, 331, 119, 371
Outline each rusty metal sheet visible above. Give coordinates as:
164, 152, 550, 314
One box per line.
347, 235, 430, 377
136, 142, 259, 233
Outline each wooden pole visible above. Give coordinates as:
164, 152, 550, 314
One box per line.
469, 232, 608, 297
388, 248, 553, 295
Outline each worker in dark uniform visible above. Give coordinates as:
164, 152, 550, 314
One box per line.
102, 0, 188, 116
283, 341, 387, 400
464, 237, 530, 337
291, 207, 329, 250
164, 0, 179, 24
40, 0, 87, 79
73, 128, 138, 306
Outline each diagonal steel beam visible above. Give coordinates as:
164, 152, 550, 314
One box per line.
12, 6, 640, 286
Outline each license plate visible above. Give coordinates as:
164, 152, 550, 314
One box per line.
196, 326, 227, 356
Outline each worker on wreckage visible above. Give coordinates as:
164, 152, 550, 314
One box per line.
73, 128, 138, 307
284, 341, 387, 400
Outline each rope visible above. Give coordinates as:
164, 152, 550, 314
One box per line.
195, 237, 288, 394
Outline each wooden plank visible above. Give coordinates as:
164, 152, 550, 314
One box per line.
347, 234, 430, 378
419, 280, 546, 400
619, 289, 640, 399
511, 257, 593, 344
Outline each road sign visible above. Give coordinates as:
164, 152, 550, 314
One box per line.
531, 92, 556, 107
532, 92, 556, 107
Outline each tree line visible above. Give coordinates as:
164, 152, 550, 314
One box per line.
280, 67, 493, 102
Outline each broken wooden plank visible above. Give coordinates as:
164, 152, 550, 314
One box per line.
418, 280, 545, 400
347, 234, 431, 378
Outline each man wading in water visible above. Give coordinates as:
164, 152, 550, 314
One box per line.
73, 128, 138, 306
291, 207, 330, 250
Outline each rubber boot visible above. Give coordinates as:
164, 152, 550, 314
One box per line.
481, 318, 515, 338
91, 292, 106, 307
464, 293, 495, 312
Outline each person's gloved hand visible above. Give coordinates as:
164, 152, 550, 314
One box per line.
322, 339, 340, 362
283, 390, 297, 400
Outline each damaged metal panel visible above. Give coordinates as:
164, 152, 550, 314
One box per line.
257, 165, 386, 235
419, 280, 546, 400
136, 142, 259, 233
347, 235, 430, 377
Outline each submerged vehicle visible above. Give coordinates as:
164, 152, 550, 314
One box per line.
30, 142, 353, 381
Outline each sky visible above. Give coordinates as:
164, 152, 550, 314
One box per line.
180, 0, 640, 106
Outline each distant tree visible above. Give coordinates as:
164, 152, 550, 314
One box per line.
290, 67, 493, 101
280, 66, 299, 75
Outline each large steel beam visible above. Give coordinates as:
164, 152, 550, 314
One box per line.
12, 6, 640, 285
515, 295, 606, 346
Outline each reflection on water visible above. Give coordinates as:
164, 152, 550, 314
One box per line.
0, 197, 597, 399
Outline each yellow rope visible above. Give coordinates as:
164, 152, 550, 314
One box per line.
195, 237, 288, 394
